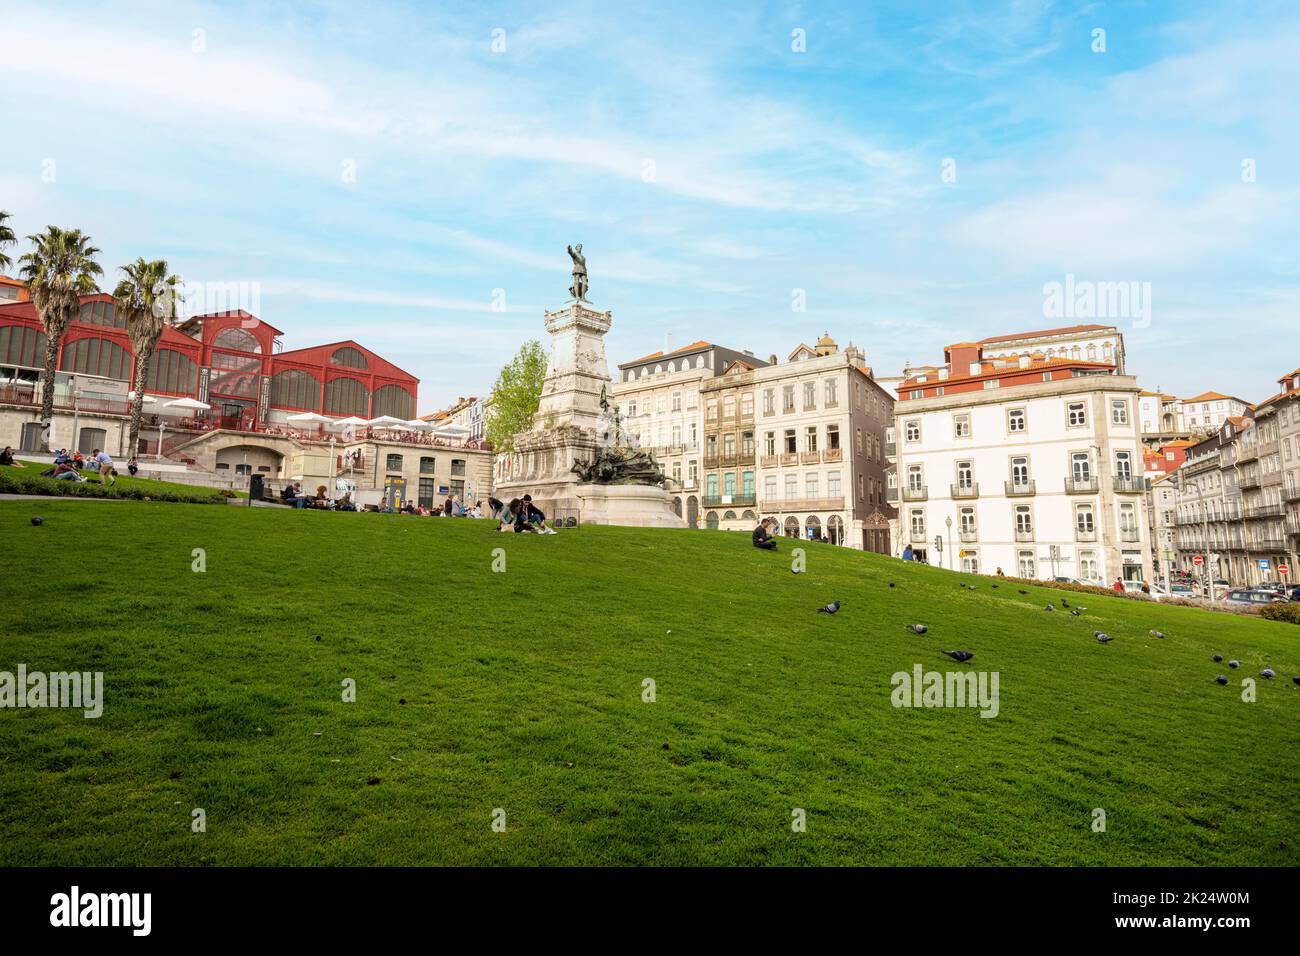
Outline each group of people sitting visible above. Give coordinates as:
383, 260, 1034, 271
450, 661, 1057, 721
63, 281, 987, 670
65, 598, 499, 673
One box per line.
33, 448, 136, 485
393, 495, 483, 517
279, 482, 335, 509
493, 495, 557, 534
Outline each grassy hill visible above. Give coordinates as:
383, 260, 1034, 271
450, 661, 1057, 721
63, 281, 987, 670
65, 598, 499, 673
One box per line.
1, 460, 237, 504
1, 500, 1297, 866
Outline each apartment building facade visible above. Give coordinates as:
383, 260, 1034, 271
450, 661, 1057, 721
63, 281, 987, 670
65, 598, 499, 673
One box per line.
611, 340, 767, 527
698, 334, 894, 551
893, 341, 1150, 583
1174, 368, 1300, 585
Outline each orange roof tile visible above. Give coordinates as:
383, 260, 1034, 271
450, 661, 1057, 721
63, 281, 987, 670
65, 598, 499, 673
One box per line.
626, 340, 712, 365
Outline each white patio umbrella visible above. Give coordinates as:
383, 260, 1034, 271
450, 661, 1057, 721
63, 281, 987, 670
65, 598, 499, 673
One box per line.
164, 397, 211, 411
404, 419, 434, 431
332, 415, 369, 429
128, 391, 158, 404
286, 412, 335, 426
367, 415, 408, 429
433, 424, 472, 439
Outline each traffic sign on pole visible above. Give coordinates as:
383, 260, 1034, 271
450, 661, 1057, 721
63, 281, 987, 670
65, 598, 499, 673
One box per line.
1280, 564, 1291, 575
1192, 555, 1204, 566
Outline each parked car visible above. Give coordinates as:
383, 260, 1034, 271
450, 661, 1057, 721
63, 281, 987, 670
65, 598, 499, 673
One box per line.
1224, 588, 1287, 606
1052, 576, 1091, 586
1168, 583, 1197, 599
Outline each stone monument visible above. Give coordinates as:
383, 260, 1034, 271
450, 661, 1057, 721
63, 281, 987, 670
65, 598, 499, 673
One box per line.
493, 246, 686, 529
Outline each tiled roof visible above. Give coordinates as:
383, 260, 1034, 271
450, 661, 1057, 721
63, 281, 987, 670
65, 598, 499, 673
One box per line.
900, 355, 1114, 390
625, 340, 712, 365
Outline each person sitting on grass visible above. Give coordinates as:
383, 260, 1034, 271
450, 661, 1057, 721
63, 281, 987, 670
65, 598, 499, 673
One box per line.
752, 517, 777, 551
0, 446, 22, 468
521, 495, 556, 534
72, 450, 86, 472
312, 485, 328, 508
127, 456, 138, 476
52, 461, 84, 481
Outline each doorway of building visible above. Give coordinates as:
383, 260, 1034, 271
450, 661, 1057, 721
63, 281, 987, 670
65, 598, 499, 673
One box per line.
20, 422, 43, 451
77, 427, 107, 455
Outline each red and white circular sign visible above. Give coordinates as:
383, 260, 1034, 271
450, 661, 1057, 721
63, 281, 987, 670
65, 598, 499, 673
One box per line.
1280, 564, 1291, 575
1192, 555, 1204, 566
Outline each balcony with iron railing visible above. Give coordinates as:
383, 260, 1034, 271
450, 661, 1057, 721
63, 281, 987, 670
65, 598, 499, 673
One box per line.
1248, 537, 1286, 551
801, 451, 822, 464
902, 486, 928, 502
909, 528, 928, 543
760, 454, 778, 467
1075, 527, 1097, 541
1284, 481, 1300, 502
1237, 444, 1259, 463
702, 493, 756, 508
1065, 476, 1099, 494
760, 496, 847, 514
1238, 471, 1261, 489
951, 483, 979, 499
1005, 480, 1036, 497
1112, 476, 1147, 493
1284, 515, 1300, 536
1014, 528, 1034, 542
959, 530, 978, 543
780, 452, 798, 466
823, 447, 843, 463
1243, 503, 1283, 519
1120, 528, 1141, 542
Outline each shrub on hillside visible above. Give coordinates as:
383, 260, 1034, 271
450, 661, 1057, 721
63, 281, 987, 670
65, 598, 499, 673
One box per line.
1260, 603, 1300, 625
0, 469, 226, 505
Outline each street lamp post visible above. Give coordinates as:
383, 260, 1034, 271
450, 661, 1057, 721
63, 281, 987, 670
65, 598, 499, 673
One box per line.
945, 516, 953, 570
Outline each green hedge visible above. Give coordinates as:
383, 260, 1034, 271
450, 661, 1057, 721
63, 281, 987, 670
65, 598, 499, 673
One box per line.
1259, 602, 1300, 625
0, 469, 228, 505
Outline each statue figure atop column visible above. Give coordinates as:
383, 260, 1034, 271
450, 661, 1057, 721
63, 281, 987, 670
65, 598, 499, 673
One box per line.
567, 243, 589, 302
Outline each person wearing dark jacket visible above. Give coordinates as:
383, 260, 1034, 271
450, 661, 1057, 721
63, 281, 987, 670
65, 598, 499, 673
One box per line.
752, 518, 777, 550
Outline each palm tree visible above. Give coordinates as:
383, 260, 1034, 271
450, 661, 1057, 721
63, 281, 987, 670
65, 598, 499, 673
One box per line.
0, 211, 16, 272
18, 227, 102, 449
114, 258, 183, 456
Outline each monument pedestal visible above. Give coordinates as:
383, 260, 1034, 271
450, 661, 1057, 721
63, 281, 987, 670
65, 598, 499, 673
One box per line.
493, 424, 598, 521
494, 279, 681, 528
575, 483, 688, 528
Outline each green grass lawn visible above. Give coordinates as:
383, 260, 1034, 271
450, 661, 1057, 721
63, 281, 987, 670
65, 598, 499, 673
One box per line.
1, 500, 1297, 866
1, 460, 241, 503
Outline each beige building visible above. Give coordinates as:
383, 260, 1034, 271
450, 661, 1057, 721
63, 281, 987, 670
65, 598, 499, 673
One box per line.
699, 333, 895, 551
1175, 368, 1300, 585
611, 340, 767, 526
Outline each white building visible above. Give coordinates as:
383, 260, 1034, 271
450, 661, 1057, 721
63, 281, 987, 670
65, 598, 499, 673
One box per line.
893, 340, 1150, 585
1175, 391, 1252, 436
976, 323, 1126, 374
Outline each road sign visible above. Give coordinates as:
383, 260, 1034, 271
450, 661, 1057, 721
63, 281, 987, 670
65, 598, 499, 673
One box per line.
1192, 555, 1204, 566
1280, 564, 1291, 575
1258, 559, 1270, 570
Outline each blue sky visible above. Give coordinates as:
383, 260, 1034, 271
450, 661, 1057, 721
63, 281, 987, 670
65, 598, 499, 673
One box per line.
2, 0, 1296, 412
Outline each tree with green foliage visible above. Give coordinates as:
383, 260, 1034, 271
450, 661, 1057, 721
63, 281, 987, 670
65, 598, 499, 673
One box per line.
0, 211, 16, 272
485, 339, 547, 452
115, 258, 184, 456
18, 226, 103, 450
